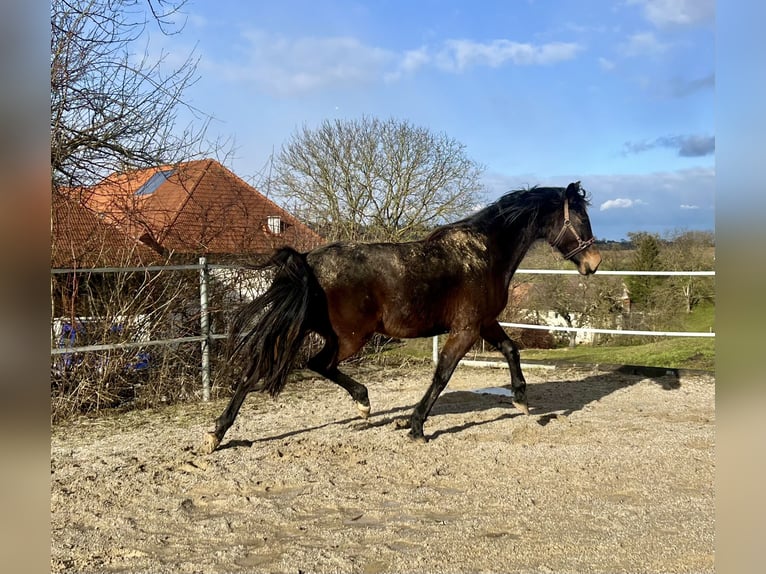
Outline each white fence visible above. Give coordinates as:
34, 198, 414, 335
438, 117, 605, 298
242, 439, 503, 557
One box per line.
51, 258, 229, 401
432, 268, 716, 367
51, 263, 715, 400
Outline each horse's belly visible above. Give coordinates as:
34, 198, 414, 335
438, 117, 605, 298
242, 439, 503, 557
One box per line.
377, 301, 448, 339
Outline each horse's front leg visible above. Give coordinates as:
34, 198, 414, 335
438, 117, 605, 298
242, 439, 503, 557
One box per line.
480, 321, 530, 414
410, 329, 478, 442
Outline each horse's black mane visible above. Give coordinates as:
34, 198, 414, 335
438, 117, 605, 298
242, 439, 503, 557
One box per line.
428, 185, 589, 240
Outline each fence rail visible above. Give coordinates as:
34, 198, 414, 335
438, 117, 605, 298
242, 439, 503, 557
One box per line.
512, 268, 715, 338
51, 263, 715, 400
496, 322, 714, 338
431, 267, 716, 367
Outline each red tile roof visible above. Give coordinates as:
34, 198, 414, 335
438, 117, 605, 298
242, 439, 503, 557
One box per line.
83, 159, 324, 256
51, 192, 160, 268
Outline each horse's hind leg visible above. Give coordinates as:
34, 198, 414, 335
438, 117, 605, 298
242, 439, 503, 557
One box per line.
201, 374, 254, 454
307, 337, 371, 418
480, 321, 529, 414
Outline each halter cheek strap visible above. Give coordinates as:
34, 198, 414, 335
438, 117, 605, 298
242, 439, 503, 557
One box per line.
550, 198, 596, 260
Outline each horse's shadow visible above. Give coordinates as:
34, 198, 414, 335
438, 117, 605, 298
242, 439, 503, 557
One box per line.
216, 402, 414, 450
216, 366, 682, 449
427, 365, 681, 440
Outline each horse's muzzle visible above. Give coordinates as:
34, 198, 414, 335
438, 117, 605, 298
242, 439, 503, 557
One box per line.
577, 249, 602, 275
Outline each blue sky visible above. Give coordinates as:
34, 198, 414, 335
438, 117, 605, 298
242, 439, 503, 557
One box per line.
156, 0, 714, 241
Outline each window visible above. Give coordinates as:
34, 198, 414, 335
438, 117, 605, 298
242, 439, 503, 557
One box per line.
267, 216, 283, 234
135, 168, 175, 196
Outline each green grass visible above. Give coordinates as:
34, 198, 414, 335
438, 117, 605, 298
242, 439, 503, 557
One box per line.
374, 303, 715, 372
521, 302, 715, 371
520, 337, 714, 371
682, 301, 715, 333
383, 337, 714, 371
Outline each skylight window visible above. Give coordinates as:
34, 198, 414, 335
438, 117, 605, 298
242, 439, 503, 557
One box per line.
267, 216, 283, 234
135, 168, 175, 196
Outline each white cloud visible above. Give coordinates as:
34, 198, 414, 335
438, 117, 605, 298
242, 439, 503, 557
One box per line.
220, 30, 394, 95
598, 57, 616, 71
438, 39, 582, 71
600, 198, 647, 211
216, 31, 584, 95
620, 31, 670, 56
680, 204, 699, 209
385, 47, 431, 82
399, 47, 431, 73
628, 0, 715, 28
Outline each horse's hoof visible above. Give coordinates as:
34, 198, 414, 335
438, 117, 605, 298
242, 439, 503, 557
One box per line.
356, 402, 371, 419
201, 432, 220, 454
394, 418, 410, 430
513, 400, 530, 415
409, 432, 428, 444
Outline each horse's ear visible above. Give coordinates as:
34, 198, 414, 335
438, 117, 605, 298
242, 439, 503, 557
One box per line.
565, 181, 582, 199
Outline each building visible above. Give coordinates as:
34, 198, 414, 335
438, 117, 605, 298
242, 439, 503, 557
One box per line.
77, 158, 324, 260
51, 192, 159, 269
51, 160, 326, 359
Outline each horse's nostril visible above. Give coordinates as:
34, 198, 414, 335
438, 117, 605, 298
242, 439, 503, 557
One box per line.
591, 253, 602, 272
579, 252, 601, 275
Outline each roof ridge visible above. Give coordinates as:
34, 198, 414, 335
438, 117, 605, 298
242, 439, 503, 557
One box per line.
154, 159, 214, 246
211, 161, 292, 218
82, 158, 325, 256
221, 165, 324, 241
200, 160, 322, 241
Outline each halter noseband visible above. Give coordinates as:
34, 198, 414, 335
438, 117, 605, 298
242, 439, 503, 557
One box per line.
550, 197, 595, 260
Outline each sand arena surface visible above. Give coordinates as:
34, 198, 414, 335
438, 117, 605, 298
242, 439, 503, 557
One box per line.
51, 362, 714, 573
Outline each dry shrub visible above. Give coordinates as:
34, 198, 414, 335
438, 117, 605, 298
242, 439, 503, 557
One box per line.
51, 264, 204, 421
507, 327, 556, 349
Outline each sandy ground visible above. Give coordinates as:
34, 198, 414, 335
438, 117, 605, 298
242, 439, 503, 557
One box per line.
51, 361, 715, 573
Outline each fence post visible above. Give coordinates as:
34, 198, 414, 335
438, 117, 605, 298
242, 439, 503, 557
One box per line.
199, 256, 211, 401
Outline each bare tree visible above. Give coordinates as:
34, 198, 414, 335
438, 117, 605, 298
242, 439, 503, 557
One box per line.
50, 0, 215, 192
662, 229, 715, 313
512, 243, 627, 347
522, 272, 623, 347
273, 116, 485, 242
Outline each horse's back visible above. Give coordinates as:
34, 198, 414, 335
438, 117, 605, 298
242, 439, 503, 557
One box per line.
307, 238, 464, 298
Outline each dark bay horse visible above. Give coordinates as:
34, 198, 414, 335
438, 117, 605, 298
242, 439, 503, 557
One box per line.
202, 182, 601, 453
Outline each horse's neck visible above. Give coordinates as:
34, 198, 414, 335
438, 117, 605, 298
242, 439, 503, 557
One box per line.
490, 222, 543, 285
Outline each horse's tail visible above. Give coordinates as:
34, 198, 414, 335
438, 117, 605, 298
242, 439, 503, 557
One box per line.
227, 246, 320, 397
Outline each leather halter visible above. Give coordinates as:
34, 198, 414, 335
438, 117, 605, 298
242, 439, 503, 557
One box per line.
550, 198, 595, 260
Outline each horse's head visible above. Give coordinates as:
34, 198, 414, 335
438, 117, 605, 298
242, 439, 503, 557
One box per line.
549, 182, 601, 275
